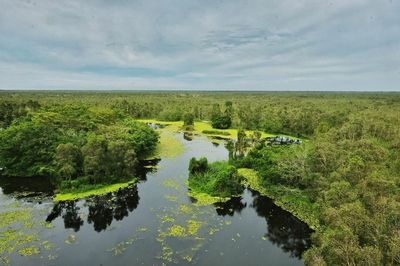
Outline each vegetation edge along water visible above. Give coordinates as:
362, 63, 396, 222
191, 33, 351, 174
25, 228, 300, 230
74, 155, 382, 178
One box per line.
238, 168, 320, 230
54, 179, 137, 201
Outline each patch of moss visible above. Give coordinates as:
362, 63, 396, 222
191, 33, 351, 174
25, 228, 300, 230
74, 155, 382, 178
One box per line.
162, 179, 180, 190
18, 246, 40, 256
164, 225, 187, 238
178, 204, 193, 215
0, 208, 55, 265
182, 254, 193, 262
0, 210, 31, 228
187, 220, 203, 236
39, 221, 54, 229
164, 194, 178, 202
108, 235, 143, 256
160, 215, 175, 224
188, 191, 230, 206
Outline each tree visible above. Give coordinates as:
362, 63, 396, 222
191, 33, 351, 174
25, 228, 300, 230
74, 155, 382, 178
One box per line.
55, 143, 82, 180
225, 101, 234, 118
81, 134, 108, 180
211, 103, 232, 129
189, 157, 208, 174
235, 129, 247, 158
0, 120, 59, 176
183, 113, 194, 127
108, 140, 138, 178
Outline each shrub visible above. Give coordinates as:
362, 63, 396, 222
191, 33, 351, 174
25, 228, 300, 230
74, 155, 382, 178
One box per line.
202, 130, 231, 136
188, 159, 243, 198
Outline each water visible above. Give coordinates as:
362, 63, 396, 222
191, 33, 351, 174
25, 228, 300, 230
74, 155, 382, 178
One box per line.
0, 133, 312, 265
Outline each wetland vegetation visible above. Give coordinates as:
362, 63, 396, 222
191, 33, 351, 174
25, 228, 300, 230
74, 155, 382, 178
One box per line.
0, 91, 399, 265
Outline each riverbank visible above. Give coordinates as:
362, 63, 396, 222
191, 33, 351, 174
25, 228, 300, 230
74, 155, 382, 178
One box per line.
238, 168, 320, 230
54, 179, 137, 201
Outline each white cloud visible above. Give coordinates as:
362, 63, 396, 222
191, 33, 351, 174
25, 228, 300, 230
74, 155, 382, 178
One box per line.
0, 0, 399, 90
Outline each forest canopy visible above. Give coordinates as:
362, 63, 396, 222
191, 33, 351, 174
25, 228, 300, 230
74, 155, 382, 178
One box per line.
0, 103, 159, 191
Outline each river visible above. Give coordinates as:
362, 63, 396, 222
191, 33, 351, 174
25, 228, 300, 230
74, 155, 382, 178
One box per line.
0, 133, 312, 265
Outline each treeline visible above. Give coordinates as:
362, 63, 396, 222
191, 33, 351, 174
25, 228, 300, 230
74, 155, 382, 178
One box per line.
0, 104, 158, 191
3, 91, 398, 137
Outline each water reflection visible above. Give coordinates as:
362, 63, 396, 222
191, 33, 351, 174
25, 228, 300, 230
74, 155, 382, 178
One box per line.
46, 185, 140, 232
0, 176, 55, 197
136, 158, 161, 181
183, 132, 194, 141
250, 190, 312, 258
46, 201, 84, 232
87, 186, 139, 232
213, 196, 247, 216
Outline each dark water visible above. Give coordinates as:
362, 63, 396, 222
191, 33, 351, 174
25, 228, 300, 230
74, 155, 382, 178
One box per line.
0, 133, 312, 265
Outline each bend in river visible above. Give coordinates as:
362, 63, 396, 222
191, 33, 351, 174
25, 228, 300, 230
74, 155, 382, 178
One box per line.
0, 132, 312, 265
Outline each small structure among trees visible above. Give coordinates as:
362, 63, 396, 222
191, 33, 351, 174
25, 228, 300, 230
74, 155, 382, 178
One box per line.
266, 136, 302, 145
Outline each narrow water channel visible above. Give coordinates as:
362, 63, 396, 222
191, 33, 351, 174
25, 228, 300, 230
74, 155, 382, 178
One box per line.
0, 133, 312, 265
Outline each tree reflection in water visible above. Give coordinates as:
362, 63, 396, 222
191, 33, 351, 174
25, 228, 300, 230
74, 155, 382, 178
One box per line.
136, 158, 161, 182
183, 132, 193, 141
213, 196, 247, 216
46, 185, 140, 232
250, 190, 312, 259
46, 201, 84, 232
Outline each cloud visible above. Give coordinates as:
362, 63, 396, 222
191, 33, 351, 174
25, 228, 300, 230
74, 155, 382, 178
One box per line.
0, 0, 399, 90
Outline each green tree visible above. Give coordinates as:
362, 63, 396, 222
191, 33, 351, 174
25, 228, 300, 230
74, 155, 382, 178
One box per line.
55, 143, 82, 180
82, 134, 108, 180
108, 140, 138, 178
189, 157, 208, 174
211, 103, 232, 129
0, 120, 59, 176
183, 113, 194, 126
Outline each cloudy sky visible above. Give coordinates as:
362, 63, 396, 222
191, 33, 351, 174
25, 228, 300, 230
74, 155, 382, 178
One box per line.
0, 0, 399, 91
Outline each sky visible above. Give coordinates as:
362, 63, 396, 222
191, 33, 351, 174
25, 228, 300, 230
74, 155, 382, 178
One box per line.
0, 0, 399, 91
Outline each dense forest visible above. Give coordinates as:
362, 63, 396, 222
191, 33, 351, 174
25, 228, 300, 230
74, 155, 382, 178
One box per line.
0, 91, 399, 265
0, 95, 159, 192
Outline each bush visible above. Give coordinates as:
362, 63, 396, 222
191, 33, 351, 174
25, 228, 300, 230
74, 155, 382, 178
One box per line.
202, 130, 231, 136
211, 115, 231, 129
183, 113, 194, 126
188, 159, 243, 198
189, 157, 208, 174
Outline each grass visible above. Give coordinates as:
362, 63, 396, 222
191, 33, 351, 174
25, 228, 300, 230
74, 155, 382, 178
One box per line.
54, 180, 136, 201
138, 120, 185, 159
201, 129, 231, 136
137, 119, 279, 139
238, 168, 320, 230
